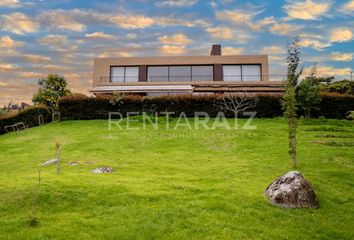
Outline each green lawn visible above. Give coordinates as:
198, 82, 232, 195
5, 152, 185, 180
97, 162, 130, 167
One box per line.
0, 118, 353, 239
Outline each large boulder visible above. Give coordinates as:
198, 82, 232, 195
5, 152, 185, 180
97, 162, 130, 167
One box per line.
265, 171, 319, 208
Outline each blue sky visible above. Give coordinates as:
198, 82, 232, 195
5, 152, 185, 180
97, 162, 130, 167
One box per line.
0, 0, 353, 105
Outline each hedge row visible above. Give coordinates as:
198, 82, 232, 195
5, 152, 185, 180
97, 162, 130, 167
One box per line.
0, 106, 51, 135
317, 93, 354, 119
58, 94, 283, 120
58, 93, 354, 120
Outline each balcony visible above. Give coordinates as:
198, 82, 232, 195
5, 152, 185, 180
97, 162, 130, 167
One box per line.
99, 75, 287, 84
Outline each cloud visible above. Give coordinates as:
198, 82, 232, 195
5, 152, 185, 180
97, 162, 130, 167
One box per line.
155, 0, 198, 7
249, 16, 276, 31
216, 9, 255, 25
16, 71, 43, 78
159, 45, 186, 55
157, 16, 209, 28
331, 52, 353, 61
339, 0, 354, 14
206, 27, 233, 40
158, 34, 193, 45
0, 61, 16, 72
329, 28, 353, 42
299, 39, 331, 50
223, 47, 244, 55
284, 0, 332, 20
85, 32, 115, 40
269, 23, 301, 36
108, 15, 154, 29
303, 65, 351, 76
24, 54, 51, 63
0, 0, 23, 8
0, 36, 24, 48
41, 65, 70, 71
39, 34, 67, 46
35, 9, 209, 30
0, 12, 39, 34
38, 10, 86, 32
261, 46, 285, 55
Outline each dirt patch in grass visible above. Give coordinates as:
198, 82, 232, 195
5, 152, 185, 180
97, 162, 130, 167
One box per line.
305, 126, 353, 132
313, 139, 354, 147
315, 134, 354, 139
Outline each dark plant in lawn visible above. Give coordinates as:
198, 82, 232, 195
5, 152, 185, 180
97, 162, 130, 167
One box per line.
282, 37, 302, 168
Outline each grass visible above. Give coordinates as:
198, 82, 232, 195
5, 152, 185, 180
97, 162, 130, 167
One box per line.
0, 118, 353, 239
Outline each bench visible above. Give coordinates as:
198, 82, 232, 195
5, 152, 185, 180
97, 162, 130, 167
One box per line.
4, 122, 28, 134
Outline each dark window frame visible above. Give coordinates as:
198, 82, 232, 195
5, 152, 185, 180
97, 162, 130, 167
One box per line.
222, 64, 262, 82
147, 65, 214, 82
110, 65, 140, 82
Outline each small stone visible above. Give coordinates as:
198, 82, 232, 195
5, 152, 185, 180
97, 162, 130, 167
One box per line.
91, 167, 113, 174
42, 159, 58, 166
265, 171, 319, 208
68, 162, 80, 166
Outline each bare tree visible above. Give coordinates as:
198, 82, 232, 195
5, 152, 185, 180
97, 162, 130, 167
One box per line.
218, 92, 259, 127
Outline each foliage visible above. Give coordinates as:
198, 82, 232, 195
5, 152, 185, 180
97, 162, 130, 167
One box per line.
319, 93, 354, 119
0, 109, 6, 116
32, 74, 71, 111
0, 119, 353, 239
0, 105, 50, 135
58, 94, 283, 120
321, 80, 354, 95
57, 93, 354, 121
109, 92, 126, 106
282, 37, 302, 168
347, 111, 354, 121
297, 68, 322, 118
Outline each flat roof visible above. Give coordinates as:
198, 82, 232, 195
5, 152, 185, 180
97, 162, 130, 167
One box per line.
93, 55, 268, 66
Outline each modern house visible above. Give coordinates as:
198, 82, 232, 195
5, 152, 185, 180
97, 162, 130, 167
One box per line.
91, 45, 285, 96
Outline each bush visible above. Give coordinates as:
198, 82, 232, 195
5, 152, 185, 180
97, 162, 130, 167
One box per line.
0, 105, 51, 135
58, 94, 284, 120
58, 93, 354, 120
321, 80, 354, 95
316, 93, 354, 119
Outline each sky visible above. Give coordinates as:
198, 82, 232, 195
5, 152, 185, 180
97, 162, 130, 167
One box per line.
0, 0, 353, 106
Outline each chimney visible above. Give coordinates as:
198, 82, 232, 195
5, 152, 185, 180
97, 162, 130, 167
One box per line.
210, 44, 222, 56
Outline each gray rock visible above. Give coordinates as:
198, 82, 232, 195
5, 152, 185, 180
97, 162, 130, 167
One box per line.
42, 158, 58, 166
265, 171, 319, 208
91, 167, 113, 174
68, 161, 80, 166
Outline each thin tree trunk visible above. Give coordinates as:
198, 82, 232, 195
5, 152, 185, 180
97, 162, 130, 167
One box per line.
56, 144, 60, 174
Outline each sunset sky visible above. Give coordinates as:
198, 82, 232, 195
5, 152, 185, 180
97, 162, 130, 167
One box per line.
0, 0, 353, 106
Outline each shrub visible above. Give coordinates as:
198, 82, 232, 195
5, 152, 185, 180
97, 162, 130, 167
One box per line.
57, 93, 354, 120
297, 78, 321, 118
321, 80, 354, 95
58, 94, 284, 120
0, 105, 51, 135
317, 93, 354, 119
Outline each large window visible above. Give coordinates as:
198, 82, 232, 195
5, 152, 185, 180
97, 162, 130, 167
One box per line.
223, 65, 241, 82
148, 66, 168, 82
192, 66, 213, 81
223, 64, 261, 82
111, 66, 139, 82
147, 65, 213, 82
242, 65, 261, 81
169, 66, 191, 81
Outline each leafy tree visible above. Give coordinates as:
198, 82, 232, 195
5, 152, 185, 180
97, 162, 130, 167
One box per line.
321, 79, 354, 95
282, 38, 302, 168
32, 74, 70, 111
297, 66, 322, 118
